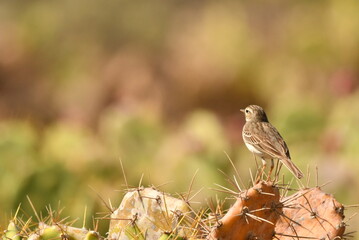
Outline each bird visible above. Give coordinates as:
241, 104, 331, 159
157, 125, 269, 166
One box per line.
241, 105, 303, 180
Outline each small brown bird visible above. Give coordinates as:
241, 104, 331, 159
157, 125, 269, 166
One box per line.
241, 105, 303, 179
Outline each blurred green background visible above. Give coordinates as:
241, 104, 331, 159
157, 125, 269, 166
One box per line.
1, 0, 359, 237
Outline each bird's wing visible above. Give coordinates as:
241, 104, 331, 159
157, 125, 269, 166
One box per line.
243, 122, 290, 159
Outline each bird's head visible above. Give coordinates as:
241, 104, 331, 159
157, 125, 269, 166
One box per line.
240, 105, 269, 122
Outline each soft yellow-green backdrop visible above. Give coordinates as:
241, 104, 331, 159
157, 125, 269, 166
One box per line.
0, 0, 358, 237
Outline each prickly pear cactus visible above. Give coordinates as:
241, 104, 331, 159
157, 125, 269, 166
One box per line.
26, 223, 100, 240
275, 187, 345, 239
1, 218, 100, 240
208, 181, 282, 240
3, 221, 21, 240
0, 174, 350, 240
108, 187, 193, 240
207, 183, 347, 240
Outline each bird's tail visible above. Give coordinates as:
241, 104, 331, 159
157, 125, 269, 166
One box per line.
281, 158, 304, 179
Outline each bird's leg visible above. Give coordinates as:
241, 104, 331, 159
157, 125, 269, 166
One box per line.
267, 159, 274, 182
256, 158, 266, 183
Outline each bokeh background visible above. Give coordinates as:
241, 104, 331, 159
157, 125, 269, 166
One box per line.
1, 0, 359, 237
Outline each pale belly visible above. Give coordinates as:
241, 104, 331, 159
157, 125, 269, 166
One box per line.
245, 142, 268, 158
245, 143, 261, 154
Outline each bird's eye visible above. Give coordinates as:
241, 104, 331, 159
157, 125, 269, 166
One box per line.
245, 109, 249, 113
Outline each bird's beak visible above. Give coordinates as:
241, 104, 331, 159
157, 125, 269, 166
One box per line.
240, 109, 245, 113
